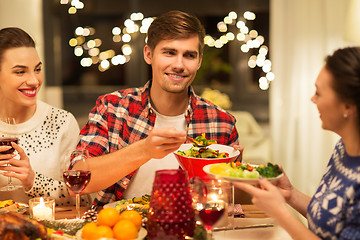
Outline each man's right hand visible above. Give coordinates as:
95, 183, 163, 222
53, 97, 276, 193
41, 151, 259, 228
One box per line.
140, 127, 186, 159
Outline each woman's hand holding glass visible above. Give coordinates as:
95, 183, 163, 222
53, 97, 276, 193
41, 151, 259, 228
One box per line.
0, 142, 35, 191
0, 117, 35, 191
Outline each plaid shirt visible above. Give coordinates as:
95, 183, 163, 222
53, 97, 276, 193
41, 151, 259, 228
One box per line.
76, 81, 239, 206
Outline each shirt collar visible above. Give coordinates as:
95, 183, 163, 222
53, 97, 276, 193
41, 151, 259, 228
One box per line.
140, 80, 197, 118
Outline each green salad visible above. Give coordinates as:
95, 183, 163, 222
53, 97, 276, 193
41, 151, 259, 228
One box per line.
177, 147, 229, 158
209, 162, 283, 179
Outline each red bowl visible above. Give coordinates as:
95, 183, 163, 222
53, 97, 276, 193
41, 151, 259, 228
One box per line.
174, 143, 240, 181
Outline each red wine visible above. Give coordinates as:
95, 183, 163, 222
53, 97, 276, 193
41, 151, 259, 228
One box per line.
199, 205, 225, 229
63, 170, 91, 194
0, 137, 19, 154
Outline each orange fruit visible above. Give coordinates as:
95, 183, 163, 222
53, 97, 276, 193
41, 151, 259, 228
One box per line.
119, 210, 142, 230
97, 207, 120, 227
96, 225, 114, 239
81, 222, 98, 240
113, 219, 139, 240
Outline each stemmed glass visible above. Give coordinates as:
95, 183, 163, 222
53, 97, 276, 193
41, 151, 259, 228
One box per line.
0, 117, 22, 191
62, 149, 91, 219
196, 180, 227, 240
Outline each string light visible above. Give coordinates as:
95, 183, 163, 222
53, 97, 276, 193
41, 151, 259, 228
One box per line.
61, 1, 274, 90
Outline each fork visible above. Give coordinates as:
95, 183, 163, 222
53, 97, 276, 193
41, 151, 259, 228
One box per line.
186, 136, 209, 148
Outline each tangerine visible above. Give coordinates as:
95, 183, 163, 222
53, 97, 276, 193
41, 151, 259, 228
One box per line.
81, 222, 98, 240
113, 219, 139, 240
119, 210, 142, 230
97, 207, 120, 227
96, 225, 114, 239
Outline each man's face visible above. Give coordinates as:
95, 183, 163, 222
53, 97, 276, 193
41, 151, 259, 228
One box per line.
143, 35, 202, 94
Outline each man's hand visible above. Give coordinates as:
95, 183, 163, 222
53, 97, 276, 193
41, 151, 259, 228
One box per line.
141, 127, 186, 159
232, 144, 244, 162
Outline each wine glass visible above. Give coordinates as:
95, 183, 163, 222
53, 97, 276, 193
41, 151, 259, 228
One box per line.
62, 149, 91, 218
0, 117, 22, 191
196, 180, 227, 240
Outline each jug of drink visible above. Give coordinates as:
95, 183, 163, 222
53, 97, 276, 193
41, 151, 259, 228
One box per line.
147, 169, 196, 239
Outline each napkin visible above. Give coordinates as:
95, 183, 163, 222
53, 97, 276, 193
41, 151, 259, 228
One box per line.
229, 204, 245, 218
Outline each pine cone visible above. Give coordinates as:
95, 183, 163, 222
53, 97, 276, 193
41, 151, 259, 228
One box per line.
81, 209, 98, 222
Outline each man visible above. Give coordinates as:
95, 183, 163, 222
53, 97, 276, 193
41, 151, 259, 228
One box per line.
73, 10, 241, 206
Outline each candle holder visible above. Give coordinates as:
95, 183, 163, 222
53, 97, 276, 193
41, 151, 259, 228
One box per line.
29, 197, 55, 221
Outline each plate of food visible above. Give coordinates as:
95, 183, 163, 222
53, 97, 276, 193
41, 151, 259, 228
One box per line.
203, 162, 284, 184
0, 200, 28, 214
75, 207, 147, 240
103, 194, 150, 217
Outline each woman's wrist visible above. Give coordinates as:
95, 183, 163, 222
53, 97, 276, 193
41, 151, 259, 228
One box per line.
286, 186, 297, 206
23, 171, 35, 192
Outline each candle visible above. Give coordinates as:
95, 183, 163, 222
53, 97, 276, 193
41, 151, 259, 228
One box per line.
29, 197, 55, 221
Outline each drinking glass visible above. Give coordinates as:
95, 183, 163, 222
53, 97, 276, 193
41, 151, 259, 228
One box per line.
196, 180, 228, 240
62, 149, 91, 218
0, 117, 22, 191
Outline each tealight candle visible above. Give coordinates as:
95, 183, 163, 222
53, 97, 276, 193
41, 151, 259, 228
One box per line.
29, 197, 55, 221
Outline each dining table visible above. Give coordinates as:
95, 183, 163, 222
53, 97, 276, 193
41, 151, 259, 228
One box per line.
53, 204, 292, 240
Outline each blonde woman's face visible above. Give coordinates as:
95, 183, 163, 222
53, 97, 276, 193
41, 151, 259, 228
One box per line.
0, 47, 42, 107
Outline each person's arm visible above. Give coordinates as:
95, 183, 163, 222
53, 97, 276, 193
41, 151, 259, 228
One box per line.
273, 170, 311, 217
286, 187, 312, 217
26, 171, 91, 206
234, 179, 320, 240
73, 127, 186, 194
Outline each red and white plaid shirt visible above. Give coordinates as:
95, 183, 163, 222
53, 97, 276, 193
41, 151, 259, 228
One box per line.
75, 81, 239, 206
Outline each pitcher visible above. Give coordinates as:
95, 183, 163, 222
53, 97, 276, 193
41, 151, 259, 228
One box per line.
147, 169, 196, 240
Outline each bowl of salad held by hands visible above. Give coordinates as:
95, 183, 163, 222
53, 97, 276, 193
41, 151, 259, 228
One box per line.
174, 134, 240, 181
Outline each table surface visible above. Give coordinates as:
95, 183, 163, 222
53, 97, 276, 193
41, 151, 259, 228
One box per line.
53, 205, 292, 240
54, 204, 267, 220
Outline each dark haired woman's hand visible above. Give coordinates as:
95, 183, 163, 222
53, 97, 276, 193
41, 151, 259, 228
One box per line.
0, 142, 35, 191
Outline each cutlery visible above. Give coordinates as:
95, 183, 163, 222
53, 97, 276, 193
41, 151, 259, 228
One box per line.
214, 223, 274, 231
186, 136, 211, 148
55, 207, 72, 212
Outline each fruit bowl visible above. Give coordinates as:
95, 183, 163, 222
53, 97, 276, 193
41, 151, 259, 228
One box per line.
174, 143, 240, 181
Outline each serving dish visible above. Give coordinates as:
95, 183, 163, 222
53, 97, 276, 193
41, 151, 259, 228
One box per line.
0, 202, 28, 214
203, 163, 283, 185
174, 143, 240, 180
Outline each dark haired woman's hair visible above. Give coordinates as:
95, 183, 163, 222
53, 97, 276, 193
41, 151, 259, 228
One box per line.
0, 27, 35, 69
146, 10, 205, 56
325, 47, 360, 131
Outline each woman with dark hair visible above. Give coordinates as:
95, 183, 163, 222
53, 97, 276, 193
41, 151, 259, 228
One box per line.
0, 27, 90, 206
235, 47, 360, 239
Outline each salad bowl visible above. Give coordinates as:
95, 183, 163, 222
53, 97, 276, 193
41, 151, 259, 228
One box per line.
174, 143, 240, 181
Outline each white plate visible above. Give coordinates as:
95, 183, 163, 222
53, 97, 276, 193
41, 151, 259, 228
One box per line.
203, 164, 283, 185
103, 201, 116, 209
136, 228, 147, 240
0, 202, 28, 214
17, 202, 29, 214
